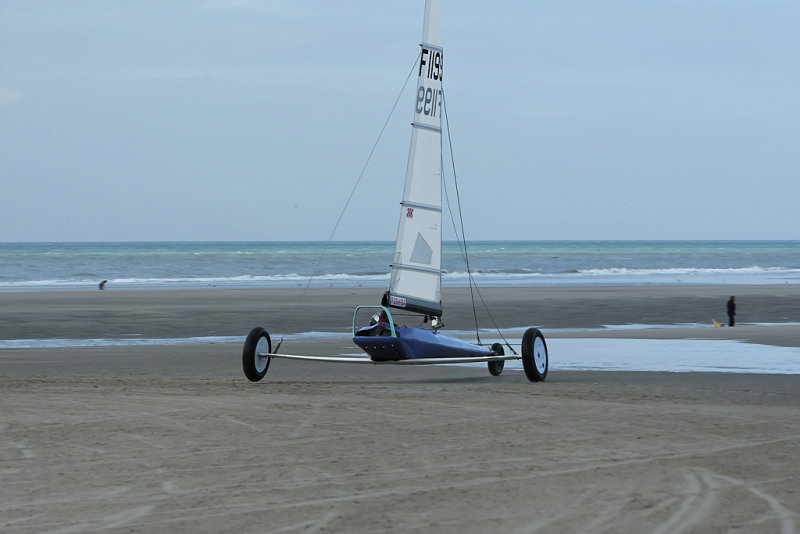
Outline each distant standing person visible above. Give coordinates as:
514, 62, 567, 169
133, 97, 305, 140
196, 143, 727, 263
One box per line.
727, 296, 736, 326
99, 280, 108, 290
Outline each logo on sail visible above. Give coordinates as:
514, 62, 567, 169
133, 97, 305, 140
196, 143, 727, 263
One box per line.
407, 208, 414, 218
419, 47, 442, 81
415, 45, 443, 121
390, 295, 407, 308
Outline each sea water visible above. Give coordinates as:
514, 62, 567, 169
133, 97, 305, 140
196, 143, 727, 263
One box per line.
1, 240, 798, 291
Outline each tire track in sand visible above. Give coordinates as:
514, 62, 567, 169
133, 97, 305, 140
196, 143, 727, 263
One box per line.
651, 468, 796, 534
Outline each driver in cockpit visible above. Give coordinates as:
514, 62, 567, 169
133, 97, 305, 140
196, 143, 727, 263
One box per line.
356, 311, 394, 337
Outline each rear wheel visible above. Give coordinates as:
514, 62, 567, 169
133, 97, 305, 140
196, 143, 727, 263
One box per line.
521, 328, 548, 382
243, 327, 271, 382
488, 342, 504, 376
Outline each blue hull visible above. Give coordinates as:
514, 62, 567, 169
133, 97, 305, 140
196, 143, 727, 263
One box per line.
353, 326, 493, 362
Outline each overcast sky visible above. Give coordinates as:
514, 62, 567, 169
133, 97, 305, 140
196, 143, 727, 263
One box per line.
1, 1, 798, 242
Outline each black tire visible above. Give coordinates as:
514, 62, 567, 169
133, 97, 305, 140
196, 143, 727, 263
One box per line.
521, 328, 548, 382
488, 342, 504, 376
243, 327, 272, 382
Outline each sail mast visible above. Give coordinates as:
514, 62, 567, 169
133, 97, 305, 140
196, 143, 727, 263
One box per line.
384, 0, 444, 318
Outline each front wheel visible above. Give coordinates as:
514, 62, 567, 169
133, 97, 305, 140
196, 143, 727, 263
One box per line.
488, 342, 504, 376
521, 328, 548, 382
243, 327, 272, 382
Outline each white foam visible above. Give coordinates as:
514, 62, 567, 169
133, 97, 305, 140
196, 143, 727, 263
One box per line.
4, 265, 800, 291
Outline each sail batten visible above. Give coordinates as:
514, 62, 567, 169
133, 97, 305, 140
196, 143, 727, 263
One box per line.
392, 264, 440, 275
412, 122, 442, 133
386, 0, 444, 318
401, 201, 441, 212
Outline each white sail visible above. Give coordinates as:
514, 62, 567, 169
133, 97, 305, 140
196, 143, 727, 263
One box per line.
385, 0, 444, 317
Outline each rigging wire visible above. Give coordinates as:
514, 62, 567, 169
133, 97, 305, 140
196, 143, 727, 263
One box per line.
440, 89, 480, 343
441, 89, 517, 355
273, 53, 421, 354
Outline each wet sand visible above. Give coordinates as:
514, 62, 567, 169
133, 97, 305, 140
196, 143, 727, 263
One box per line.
2, 284, 799, 340
1, 286, 799, 532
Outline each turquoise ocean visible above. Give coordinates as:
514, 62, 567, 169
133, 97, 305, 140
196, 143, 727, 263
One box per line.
1, 240, 798, 291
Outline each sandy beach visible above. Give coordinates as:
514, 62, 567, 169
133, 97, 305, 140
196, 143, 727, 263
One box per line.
2, 285, 799, 532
